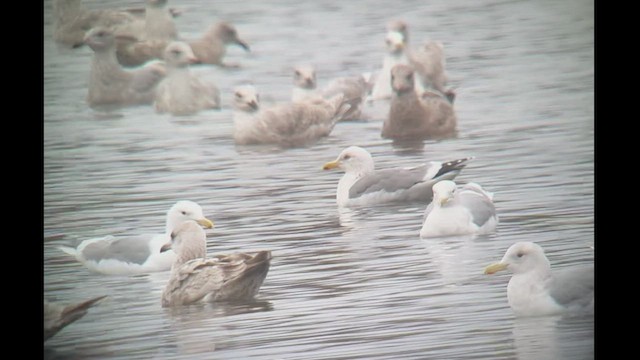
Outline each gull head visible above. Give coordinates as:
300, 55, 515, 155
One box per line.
385, 31, 405, 55
163, 41, 198, 67
323, 146, 375, 174
390, 64, 415, 94
233, 85, 260, 112
166, 201, 214, 234
432, 180, 457, 206
293, 65, 317, 90
485, 242, 551, 275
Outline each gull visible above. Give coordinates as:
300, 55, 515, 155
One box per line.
188, 22, 250, 67
59, 201, 213, 275
155, 41, 221, 115
84, 27, 166, 110
161, 220, 272, 307
485, 242, 594, 317
322, 146, 472, 207
291, 65, 369, 121
420, 180, 498, 238
370, 31, 413, 100
383, 64, 457, 140
232, 85, 353, 147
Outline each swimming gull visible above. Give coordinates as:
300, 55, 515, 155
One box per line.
84, 27, 166, 110
291, 64, 369, 121
485, 242, 594, 317
420, 180, 498, 238
113, 0, 179, 67
383, 64, 457, 140
44, 295, 107, 341
386, 19, 454, 101
188, 22, 250, 67
59, 201, 213, 275
370, 31, 413, 101
161, 220, 272, 307
232, 85, 354, 147
322, 146, 472, 207
154, 41, 221, 115
53, 0, 139, 47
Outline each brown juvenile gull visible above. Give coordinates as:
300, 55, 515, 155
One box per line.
114, 0, 179, 67
291, 65, 368, 121
53, 0, 139, 47
420, 180, 498, 238
161, 220, 272, 307
44, 295, 107, 341
84, 27, 167, 111
485, 242, 594, 317
59, 201, 213, 275
386, 19, 453, 100
155, 41, 221, 115
322, 146, 472, 207
188, 22, 250, 67
370, 31, 412, 100
232, 85, 354, 147
382, 64, 457, 140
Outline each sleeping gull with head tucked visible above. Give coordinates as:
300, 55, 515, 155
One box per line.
84, 27, 166, 110
292, 65, 369, 121
322, 146, 472, 207
420, 180, 498, 238
44, 295, 107, 341
383, 64, 457, 140
154, 41, 221, 115
232, 85, 354, 147
485, 242, 594, 317
59, 201, 213, 275
161, 220, 272, 307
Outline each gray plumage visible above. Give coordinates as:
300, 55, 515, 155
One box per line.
323, 146, 472, 207
420, 181, 498, 238
161, 221, 272, 307
44, 295, 107, 341
350, 159, 469, 201
154, 41, 221, 115
84, 27, 166, 110
383, 64, 457, 140
79, 235, 152, 265
485, 242, 594, 317
188, 22, 250, 66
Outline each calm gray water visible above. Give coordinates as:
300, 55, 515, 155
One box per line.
44, 0, 594, 359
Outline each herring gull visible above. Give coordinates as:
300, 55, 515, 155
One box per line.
291, 65, 369, 121
370, 31, 413, 101
420, 180, 498, 238
485, 242, 594, 317
383, 64, 457, 140
161, 220, 272, 307
232, 85, 354, 147
322, 146, 472, 207
44, 295, 107, 341
59, 201, 213, 275
113, 0, 178, 67
154, 41, 221, 115
84, 27, 166, 110
386, 19, 452, 99
188, 22, 250, 67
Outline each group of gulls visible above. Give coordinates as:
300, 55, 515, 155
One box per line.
46, 0, 593, 342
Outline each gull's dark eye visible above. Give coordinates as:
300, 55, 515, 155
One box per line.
295, 70, 301, 77
517, 252, 524, 258
171, 49, 181, 56
235, 92, 242, 98
343, 154, 351, 160
181, 211, 187, 215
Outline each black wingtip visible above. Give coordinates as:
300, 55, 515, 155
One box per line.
433, 157, 474, 178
